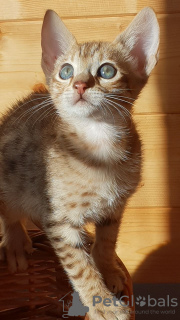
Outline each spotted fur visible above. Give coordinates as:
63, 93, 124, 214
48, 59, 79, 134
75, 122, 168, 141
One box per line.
0, 8, 159, 320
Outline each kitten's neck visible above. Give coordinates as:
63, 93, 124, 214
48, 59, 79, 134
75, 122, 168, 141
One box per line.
58, 116, 131, 165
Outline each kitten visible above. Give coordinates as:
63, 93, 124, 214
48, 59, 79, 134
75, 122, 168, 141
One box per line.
0, 8, 159, 320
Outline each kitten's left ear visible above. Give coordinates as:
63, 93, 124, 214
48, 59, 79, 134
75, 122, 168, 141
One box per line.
114, 7, 159, 78
41, 10, 77, 80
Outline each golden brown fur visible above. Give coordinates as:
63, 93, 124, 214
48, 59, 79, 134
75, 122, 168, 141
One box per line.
0, 8, 159, 320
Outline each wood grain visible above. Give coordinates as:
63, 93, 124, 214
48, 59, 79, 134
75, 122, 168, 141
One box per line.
117, 207, 180, 283
0, 14, 180, 114
1, 0, 180, 21
128, 114, 180, 208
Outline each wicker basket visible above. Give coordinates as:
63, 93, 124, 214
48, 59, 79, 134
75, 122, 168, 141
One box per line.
0, 230, 135, 319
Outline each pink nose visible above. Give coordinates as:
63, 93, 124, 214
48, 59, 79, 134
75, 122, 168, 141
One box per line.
74, 81, 88, 95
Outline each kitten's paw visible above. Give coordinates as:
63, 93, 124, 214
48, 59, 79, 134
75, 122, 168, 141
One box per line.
103, 265, 127, 294
88, 304, 131, 320
93, 254, 127, 294
92, 247, 127, 294
0, 223, 33, 273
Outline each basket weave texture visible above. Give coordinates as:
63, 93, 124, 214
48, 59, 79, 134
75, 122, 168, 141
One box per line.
0, 230, 135, 320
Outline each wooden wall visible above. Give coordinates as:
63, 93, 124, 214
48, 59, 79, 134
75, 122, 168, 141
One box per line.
0, 1, 180, 283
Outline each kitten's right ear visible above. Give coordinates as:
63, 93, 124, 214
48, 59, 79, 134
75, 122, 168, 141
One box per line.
41, 10, 76, 80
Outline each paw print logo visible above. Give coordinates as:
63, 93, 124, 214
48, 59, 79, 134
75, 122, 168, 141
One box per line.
136, 296, 146, 307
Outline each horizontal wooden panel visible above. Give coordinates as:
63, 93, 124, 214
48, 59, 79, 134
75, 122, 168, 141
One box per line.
128, 114, 180, 208
117, 207, 180, 282
0, 14, 180, 114
1, 0, 180, 21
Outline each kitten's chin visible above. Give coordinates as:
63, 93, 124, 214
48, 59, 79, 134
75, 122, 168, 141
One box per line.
73, 99, 95, 116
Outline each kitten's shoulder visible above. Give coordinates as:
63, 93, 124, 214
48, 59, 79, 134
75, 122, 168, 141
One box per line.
0, 85, 52, 132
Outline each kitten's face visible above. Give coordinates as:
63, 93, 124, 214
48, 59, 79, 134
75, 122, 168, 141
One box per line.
49, 41, 132, 119
42, 9, 159, 122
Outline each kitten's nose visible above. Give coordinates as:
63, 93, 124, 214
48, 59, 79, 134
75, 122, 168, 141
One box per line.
74, 81, 88, 95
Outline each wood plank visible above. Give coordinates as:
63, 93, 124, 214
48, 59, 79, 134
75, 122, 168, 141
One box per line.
0, 14, 179, 114
128, 114, 180, 208
1, 0, 180, 21
117, 207, 180, 282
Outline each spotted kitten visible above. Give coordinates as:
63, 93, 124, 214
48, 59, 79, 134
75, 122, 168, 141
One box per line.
0, 8, 159, 320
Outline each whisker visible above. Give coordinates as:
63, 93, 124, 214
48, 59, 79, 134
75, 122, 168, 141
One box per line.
32, 106, 54, 128
106, 94, 136, 101
105, 98, 131, 120
104, 99, 127, 124
106, 96, 135, 107
31, 93, 50, 95
14, 98, 52, 124
51, 111, 59, 127
24, 101, 52, 125
101, 101, 115, 125
105, 97, 132, 114
41, 108, 56, 122
112, 88, 136, 92
10, 96, 51, 117
98, 101, 109, 119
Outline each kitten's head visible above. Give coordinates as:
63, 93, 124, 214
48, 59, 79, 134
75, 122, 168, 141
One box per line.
41, 8, 159, 122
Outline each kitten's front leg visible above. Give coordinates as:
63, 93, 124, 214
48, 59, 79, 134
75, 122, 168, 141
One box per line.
44, 218, 130, 320
92, 215, 127, 294
0, 219, 33, 273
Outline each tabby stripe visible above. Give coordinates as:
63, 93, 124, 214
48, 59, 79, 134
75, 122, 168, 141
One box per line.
45, 221, 64, 228
55, 244, 71, 252
56, 243, 84, 253
74, 242, 84, 249
45, 220, 83, 229
65, 263, 76, 269
84, 269, 94, 281
96, 309, 104, 317
60, 253, 74, 260
51, 236, 64, 242
71, 269, 84, 280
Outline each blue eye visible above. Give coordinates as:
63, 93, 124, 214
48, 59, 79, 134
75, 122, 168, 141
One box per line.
98, 64, 117, 79
60, 64, 74, 80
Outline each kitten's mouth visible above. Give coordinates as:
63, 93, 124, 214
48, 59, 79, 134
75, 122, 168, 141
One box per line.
73, 94, 95, 111
74, 96, 87, 105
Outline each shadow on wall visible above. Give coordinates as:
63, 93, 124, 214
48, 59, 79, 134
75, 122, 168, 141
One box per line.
132, 11, 180, 284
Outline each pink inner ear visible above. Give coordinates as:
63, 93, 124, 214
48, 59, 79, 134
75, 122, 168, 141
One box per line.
130, 39, 147, 75
41, 10, 76, 78
42, 53, 57, 73
116, 8, 159, 77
